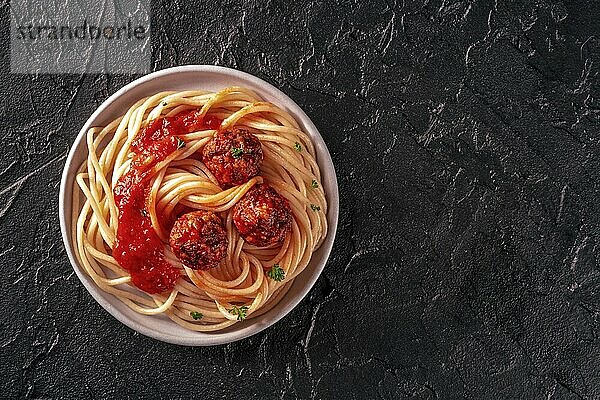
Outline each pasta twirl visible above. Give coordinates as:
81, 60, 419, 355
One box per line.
73, 87, 327, 331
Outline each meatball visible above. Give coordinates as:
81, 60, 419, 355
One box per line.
202, 127, 263, 188
233, 183, 292, 247
169, 211, 228, 270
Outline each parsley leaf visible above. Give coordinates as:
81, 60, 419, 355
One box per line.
267, 264, 285, 281
294, 142, 302, 152
190, 311, 203, 320
231, 147, 244, 159
177, 137, 186, 149
311, 179, 319, 188
228, 305, 249, 321
310, 204, 321, 212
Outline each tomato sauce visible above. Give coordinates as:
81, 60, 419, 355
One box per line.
112, 110, 220, 293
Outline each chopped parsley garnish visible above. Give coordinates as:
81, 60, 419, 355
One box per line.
294, 142, 302, 152
177, 137, 186, 149
267, 264, 285, 281
231, 147, 244, 159
310, 204, 321, 212
311, 179, 319, 188
190, 311, 203, 320
228, 305, 249, 321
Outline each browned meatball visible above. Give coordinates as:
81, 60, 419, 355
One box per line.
233, 183, 292, 247
202, 127, 263, 188
169, 211, 228, 270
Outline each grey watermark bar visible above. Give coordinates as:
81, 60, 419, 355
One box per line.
10, 0, 150, 74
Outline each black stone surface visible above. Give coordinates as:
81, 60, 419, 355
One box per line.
2, 0, 600, 398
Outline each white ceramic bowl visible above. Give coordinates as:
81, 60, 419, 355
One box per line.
59, 65, 339, 346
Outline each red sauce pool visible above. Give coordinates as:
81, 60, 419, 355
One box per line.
112, 110, 220, 294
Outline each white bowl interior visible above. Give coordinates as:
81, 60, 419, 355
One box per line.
59, 66, 339, 346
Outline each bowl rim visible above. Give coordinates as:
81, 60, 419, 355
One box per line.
58, 65, 339, 346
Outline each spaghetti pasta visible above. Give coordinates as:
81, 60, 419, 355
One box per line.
72, 87, 328, 331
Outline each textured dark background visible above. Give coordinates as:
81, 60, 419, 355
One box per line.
1, 0, 600, 399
